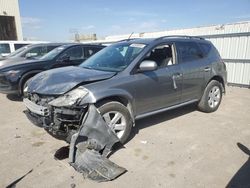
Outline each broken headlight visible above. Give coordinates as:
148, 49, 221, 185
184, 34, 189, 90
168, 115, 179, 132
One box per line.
49, 87, 89, 107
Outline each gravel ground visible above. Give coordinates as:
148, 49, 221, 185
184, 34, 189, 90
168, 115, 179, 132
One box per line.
0, 86, 249, 188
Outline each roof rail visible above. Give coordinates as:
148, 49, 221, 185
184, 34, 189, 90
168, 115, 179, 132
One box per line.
116, 38, 139, 43
154, 35, 205, 41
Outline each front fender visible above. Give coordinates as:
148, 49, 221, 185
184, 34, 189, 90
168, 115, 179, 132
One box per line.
80, 88, 135, 120
18, 70, 44, 93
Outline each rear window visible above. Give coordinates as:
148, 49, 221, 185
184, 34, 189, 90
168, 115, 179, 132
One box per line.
176, 42, 203, 63
0, 43, 10, 54
199, 42, 212, 56
14, 43, 29, 50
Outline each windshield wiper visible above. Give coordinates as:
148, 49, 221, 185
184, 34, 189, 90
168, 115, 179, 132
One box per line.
82, 66, 93, 70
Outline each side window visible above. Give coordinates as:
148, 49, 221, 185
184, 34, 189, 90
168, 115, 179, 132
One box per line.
23, 46, 47, 57
199, 43, 211, 57
143, 44, 174, 68
59, 46, 84, 60
14, 43, 28, 50
176, 42, 203, 63
84, 47, 101, 58
0, 43, 11, 54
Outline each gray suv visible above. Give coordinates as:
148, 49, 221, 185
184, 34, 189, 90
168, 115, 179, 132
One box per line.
24, 36, 227, 143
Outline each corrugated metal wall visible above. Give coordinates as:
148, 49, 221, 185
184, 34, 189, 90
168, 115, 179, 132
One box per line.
207, 33, 250, 86
104, 22, 250, 87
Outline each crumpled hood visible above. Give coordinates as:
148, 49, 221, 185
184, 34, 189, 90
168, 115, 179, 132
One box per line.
28, 66, 116, 95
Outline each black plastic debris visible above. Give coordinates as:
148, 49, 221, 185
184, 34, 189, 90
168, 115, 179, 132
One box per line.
54, 146, 69, 160
6, 169, 33, 188
69, 105, 126, 182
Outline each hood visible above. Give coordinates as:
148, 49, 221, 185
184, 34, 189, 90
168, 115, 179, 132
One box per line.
28, 66, 116, 95
0, 58, 40, 69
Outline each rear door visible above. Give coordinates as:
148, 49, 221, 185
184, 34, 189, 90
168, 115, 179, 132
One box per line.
175, 41, 207, 102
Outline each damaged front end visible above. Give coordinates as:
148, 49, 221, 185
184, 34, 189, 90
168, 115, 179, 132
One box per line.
24, 86, 95, 142
24, 90, 127, 182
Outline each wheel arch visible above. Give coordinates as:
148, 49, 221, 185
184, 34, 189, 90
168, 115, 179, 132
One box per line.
18, 70, 44, 94
207, 75, 225, 93
95, 94, 135, 123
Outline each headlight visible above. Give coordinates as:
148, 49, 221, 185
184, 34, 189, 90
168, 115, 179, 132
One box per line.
49, 87, 89, 107
23, 85, 28, 93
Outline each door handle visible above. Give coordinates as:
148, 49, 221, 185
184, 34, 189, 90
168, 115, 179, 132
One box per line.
172, 73, 183, 79
204, 67, 211, 72
172, 73, 182, 89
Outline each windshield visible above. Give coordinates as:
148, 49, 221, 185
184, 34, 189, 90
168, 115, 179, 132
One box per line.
7, 45, 32, 57
80, 43, 146, 72
40, 46, 66, 61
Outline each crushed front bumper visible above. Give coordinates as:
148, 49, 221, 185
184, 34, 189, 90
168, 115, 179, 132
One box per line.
23, 98, 49, 116
24, 97, 88, 142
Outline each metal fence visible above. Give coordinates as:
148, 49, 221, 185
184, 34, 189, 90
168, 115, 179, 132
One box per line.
205, 32, 250, 87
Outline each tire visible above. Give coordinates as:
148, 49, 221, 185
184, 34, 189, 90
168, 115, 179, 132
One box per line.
198, 80, 223, 113
97, 101, 133, 144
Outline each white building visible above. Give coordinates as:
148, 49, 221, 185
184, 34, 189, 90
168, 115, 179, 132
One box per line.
0, 0, 23, 40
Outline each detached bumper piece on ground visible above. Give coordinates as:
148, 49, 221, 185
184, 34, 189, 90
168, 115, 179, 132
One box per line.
68, 105, 126, 182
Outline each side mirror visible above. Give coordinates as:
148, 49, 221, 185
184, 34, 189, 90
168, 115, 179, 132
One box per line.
25, 52, 38, 58
139, 60, 158, 72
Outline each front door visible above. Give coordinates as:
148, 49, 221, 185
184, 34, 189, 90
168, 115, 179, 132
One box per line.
133, 44, 183, 116
54, 45, 85, 68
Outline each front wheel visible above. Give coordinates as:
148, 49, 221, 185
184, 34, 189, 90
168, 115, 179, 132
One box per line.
198, 80, 223, 113
98, 101, 133, 144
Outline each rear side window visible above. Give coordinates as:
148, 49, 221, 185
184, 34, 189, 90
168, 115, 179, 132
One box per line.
176, 42, 203, 63
0, 43, 10, 54
199, 42, 212, 56
84, 47, 102, 58
14, 43, 28, 50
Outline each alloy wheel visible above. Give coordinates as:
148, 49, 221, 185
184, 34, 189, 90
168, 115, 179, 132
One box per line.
102, 111, 126, 139
208, 86, 221, 108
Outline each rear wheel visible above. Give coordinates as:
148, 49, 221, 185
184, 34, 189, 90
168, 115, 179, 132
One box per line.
98, 101, 133, 144
198, 80, 223, 113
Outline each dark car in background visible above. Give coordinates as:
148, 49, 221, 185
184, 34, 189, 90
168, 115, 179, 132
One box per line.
23, 36, 227, 144
0, 43, 65, 67
0, 43, 105, 96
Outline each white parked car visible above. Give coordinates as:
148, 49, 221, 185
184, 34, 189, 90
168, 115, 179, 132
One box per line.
0, 40, 47, 59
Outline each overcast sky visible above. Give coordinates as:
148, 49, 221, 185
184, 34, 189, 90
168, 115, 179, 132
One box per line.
19, 0, 250, 41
